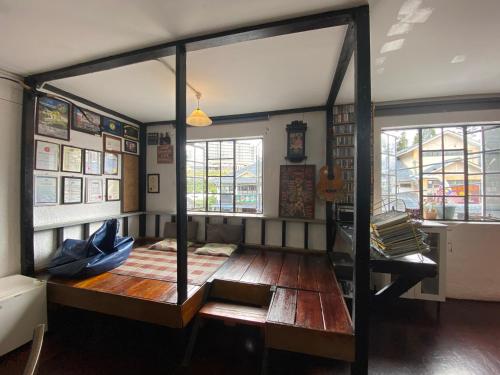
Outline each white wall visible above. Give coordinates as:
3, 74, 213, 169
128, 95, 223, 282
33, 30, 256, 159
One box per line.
0, 79, 22, 277
374, 108, 500, 301
146, 111, 327, 250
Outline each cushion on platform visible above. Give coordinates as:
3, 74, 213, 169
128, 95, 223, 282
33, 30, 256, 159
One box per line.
206, 224, 243, 244
149, 238, 193, 252
194, 243, 238, 257
164, 221, 199, 241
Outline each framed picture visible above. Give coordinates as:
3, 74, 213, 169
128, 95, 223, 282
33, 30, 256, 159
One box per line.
62, 176, 83, 204
102, 117, 123, 136
148, 174, 160, 193
278, 165, 315, 219
159, 132, 171, 145
103, 152, 119, 175
34, 175, 58, 206
157, 144, 173, 163
72, 107, 101, 135
35, 140, 60, 171
106, 179, 121, 201
147, 132, 158, 145
123, 124, 139, 140
85, 177, 104, 203
103, 134, 122, 153
36, 97, 70, 140
286, 120, 307, 163
61, 145, 83, 173
124, 140, 138, 154
84, 149, 102, 175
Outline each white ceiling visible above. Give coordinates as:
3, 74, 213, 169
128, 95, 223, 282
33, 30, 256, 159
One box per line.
50, 27, 346, 122
1, 0, 500, 122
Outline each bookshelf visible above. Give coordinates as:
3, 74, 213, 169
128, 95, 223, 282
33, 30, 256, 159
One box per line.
332, 104, 355, 204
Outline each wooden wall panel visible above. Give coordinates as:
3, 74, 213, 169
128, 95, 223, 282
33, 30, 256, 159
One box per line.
122, 153, 139, 213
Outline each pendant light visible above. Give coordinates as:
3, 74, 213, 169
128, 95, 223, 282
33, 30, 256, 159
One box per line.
187, 92, 212, 127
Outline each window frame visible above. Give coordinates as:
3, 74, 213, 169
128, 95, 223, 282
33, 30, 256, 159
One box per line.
186, 137, 263, 214
380, 124, 500, 222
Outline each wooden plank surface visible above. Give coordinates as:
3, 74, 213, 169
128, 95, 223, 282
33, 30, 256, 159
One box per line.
297, 256, 319, 291
313, 256, 337, 292
258, 252, 284, 285
199, 302, 268, 326
240, 252, 267, 283
267, 288, 297, 325
295, 290, 324, 330
320, 292, 353, 335
215, 251, 258, 281
277, 253, 300, 289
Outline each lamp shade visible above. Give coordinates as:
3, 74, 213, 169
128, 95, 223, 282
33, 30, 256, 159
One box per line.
186, 108, 212, 127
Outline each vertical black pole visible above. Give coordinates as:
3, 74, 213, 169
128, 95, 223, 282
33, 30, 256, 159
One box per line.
139, 125, 147, 237
20, 89, 35, 276
326, 107, 334, 252
351, 6, 371, 375
176, 44, 188, 305
155, 214, 160, 237
123, 217, 129, 237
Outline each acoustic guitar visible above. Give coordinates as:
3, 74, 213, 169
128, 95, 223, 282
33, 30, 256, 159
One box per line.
316, 164, 344, 202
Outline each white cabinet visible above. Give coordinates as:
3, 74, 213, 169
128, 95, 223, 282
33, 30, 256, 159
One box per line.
0, 275, 47, 356
383, 222, 447, 302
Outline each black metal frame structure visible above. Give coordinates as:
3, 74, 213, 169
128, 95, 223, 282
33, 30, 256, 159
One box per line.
21, 5, 372, 374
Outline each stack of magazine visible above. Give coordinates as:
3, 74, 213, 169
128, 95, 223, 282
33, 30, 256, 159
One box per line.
370, 211, 429, 258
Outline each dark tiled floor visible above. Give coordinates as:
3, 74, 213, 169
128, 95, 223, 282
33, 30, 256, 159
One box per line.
1, 299, 499, 375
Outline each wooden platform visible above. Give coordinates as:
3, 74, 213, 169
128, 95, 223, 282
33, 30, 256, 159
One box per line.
46, 273, 205, 328
45, 246, 353, 361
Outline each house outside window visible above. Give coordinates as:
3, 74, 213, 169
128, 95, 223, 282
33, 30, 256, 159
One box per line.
380, 125, 500, 221
186, 138, 263, 213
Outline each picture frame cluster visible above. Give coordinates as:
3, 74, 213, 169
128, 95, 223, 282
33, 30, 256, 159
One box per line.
33, 96, 140, 206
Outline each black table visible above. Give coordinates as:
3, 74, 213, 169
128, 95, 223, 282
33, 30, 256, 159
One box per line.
333, 224, 438, 307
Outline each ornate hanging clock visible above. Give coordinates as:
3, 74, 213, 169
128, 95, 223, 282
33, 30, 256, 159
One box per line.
285, 120, 307, 162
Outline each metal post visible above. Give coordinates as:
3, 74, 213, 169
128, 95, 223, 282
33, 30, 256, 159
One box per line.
351, 5, 371, 375
20, 89, 35, 276
326, 107, 334, 252
176, 44, 188, 304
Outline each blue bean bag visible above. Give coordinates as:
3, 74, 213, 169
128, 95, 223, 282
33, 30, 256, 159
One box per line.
48, 219, 134, 278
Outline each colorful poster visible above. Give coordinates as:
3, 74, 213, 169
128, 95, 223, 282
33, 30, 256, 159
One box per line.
279, 165, 316, 219
36, 97, 70, 140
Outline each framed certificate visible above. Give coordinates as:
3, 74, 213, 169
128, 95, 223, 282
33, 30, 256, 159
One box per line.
103, 152, 119, 175
84, 149, 102, 175
106, 179, 120, 201
35, 140, 60, 171
85, 177, 104, 203
34, 175, 58, 205
148, 174, 160, 193
124, 140, 138, 154
61, 145, 83, 173
103, 134, 122, 153
62, 176, 83, 204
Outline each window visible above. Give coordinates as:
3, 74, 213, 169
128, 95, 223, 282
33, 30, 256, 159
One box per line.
186, 138, 263, 213
380, 125, 500, 221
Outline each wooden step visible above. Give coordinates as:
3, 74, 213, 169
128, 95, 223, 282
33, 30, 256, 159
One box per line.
266, 286, 354, 362
198, 301, 268, 327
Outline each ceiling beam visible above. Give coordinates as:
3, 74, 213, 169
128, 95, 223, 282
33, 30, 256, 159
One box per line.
27, 8, 354, 84
144, 105, 326, 127
42, 84, 143, 126
326, 22, 355, 108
